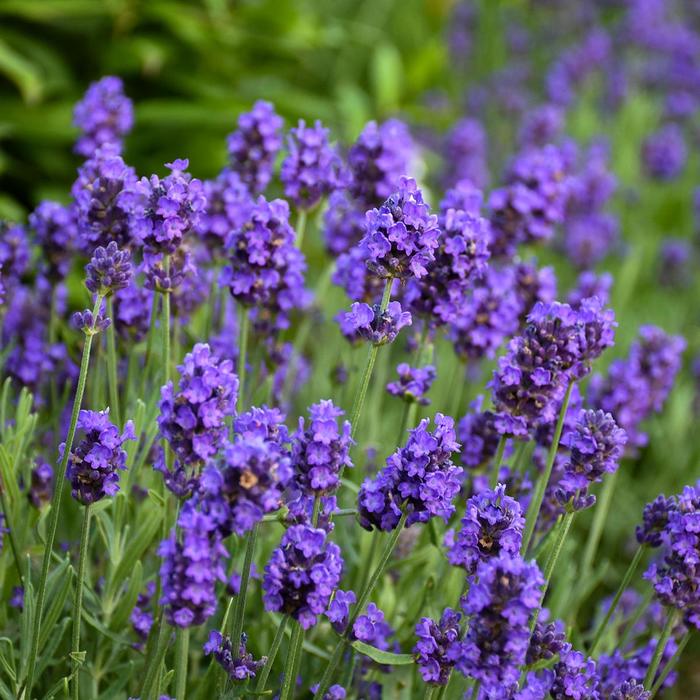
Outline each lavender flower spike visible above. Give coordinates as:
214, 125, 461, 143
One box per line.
85, 241, 133, 297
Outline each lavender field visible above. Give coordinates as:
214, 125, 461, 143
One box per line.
0, 1, 699, 698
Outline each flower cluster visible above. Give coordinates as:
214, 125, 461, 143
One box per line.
337, 301, 412, 346
642, 124, 687, 181
85, 241, 133, 297
360, 177, 440, 280
413, 608, 462, 685
197, 169, 252, 250
203, 629, 266, 681
386, 363, 436, 405
443, 117, 489, 188
29, 201, 79, 281
262, 524, 343, 629
457, 396, 505, 469
358, 414, 462, 531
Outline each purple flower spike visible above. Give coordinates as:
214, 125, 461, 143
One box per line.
203, 629, 266, 681
85, 241, 132, 297
361, 177, 440, 281
443, 117, 489, 189
61, 409, 135, 505
446, 484, 524, 573
325, 589, 356, 633
71, 308, 111, 335
262, 524, 343, 629
609, 681, 650, 700
281, 119, 345, 208
29, 201, 79, 282
642, 124, 686, 181
337, 301, 412, 346
386, 364, 436, 406
227, 100, 283, 193
358, 414, 462, 531
550, 643, 601, 699
292, 400, 352, 497
414, 608, 462, 685
323, 190, 366, 256
457, 396, 504, 469
73, 76, 133, 157
353, 602, 395, 651
158, 343, 238, 468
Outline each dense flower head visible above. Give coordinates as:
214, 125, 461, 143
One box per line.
457, 554, 544, 694
443, 117, 489, 188
637, 494, 675, 547
196, 407, 293, 536
332, 242, 391, 303
28, 460, 53, 508
449, 265, 521, 361
0, 222, 31, 282
262, 524, 343, 629
550, 644, 601, 699
404, 205, 491, 325
85, 241, 132, 296
158, 509, 227, 628
72, 148, 138, 250
565, 140, 617, 217
73, 76, 134, 156
291, 400, 352, 496
158, 343, 238, 466
227, 100, 283, 193
119, 159, 206, 254
413, 608, 462, 685
357, 414, 462, 531
61, 409, 135, 505
446, 484, 524, 573
281, 119, 345, 208
642, 124, 687, 181
512, 259, 558, 324
361, 177, 440, 281
556, 409, 627, 510
644, 485, 700, 627
337, 301, 412, 346
440, 179, 484, 216
567, 271, 613, 309
325, 589, 356, 633
29, 201, 79, 281
386, 363, 436, 405
457, 395, 505, 469
203, 629, 266, 681
518, 103, 564, 148
221, 196, 310, 329
113, 281, 152, 341
527, 618, 567, 666
131, 581, 156, 645
563, 213, 620, 270
353, 602, 395, 651
609, 681, 651, 700
488, 144, 569, 258
71, 308, 111, 335
323, 189, 366, 256
197, 169, 252, 250
348, 118, 414, 207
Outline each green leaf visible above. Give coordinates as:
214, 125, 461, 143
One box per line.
0, 38, 43, 102
109, 560, 143, 630
350, 640, 414, 665
0, 446, 20, 508
38, 559, 73, 651
370, 42, 402, 115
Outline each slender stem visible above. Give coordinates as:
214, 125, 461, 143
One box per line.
143, 293, 160, 392
174, 627, 189, 700
280, 622, 303, 700
105, 297, 121, 427
23, 294, 103, 699
349, 279, 393, 440
72, 504, 93, 700
162, 257, 171, 387
619, 587, 653, 650
313, 511, 408, 699
643, 610, 676, 690
0, 486, 24, 587
521, 381, 574, 555
423, 685, 438, 700
580, 469, 619, 575
448, 361, 466, 419
229, 523, 259, 652
254, 616, 289, 693
237, 307, 250, 413
139, 615, 170, 700
295, 208, 308, 250
396, 401, 418, 447
490, 435, 507, 487
589, 545, 645, 656
651, 629, 691, 696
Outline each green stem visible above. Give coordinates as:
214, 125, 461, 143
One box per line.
295, 208, 308, 250
313, 511, 408, 699
580, 469, 619, 575
143, 293, 160, 392
397, 401, 418, 446
280, 622, 303, 700
619, 587, 653, 650
254, 616, 289, 693
589, 545, 645, 656
490, 435, 507, 487
23, 294, 103, 699
423, 685, 439, 700
229, 523, 259, 653
162, 257, 171, 387
643, 610, 676, 690
140, 615, 170, 700
105, 297, 121, 427
0, 486, 24, 587
651, 629, 691, 696
237, 307, 250, 412
471, 679, 481, 699
349, 279, 393, 440
72, 504, 93, 700
174, 627, 189, 700
521, 381, 574, 555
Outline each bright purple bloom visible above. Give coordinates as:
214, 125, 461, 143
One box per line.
131, 581, 156, 645
85, 241, 132, 297
642, 124, 687, 181
637, 495, 675, 548
203, 629, 265, 681
550, 644, 601, 699
443, 117, 489, 188
197, 170, 252, 250
72, 148, 138, 251
227, 100, 283, 193
323, 189, 366, 256
157, 343, 238, 467
29, 201, 79, 281
414, 608, 462, 685
361, 177, 439, 280
609, 681, 651, 700
348, 119, 414, 207
567, 271, 613, 309
353, 603, 395, 651
337, 301, 412, 346
325, 589, 356, 633
564, 214, 620, 270
527, 618, 567, 665
262, 524, 343, 629
457, 555, 544, 695
358, 414, 462, 531
512, 259, 557, 324
71, 307, 111, 334
386, 364, 436, 406
113, 282, 152, 341
73, 76, 133, 157
457, 396, 504, 469
119, 159, 206, 254
61, 409, 135, 505
292, 400, 352, 496
281, 119, 345, 208
446, 484, 524, 573
440, 180, 484, 216
0, 222, 31, 282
